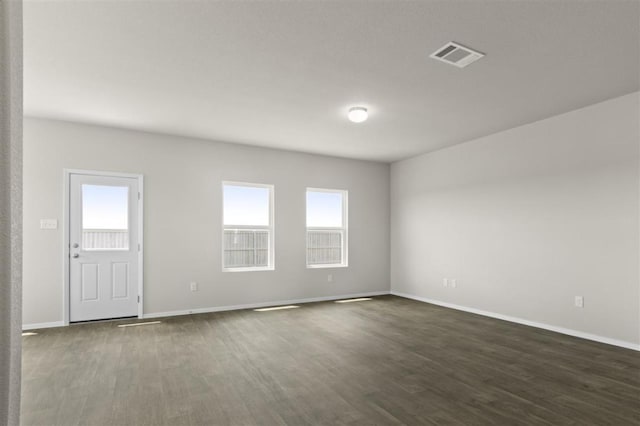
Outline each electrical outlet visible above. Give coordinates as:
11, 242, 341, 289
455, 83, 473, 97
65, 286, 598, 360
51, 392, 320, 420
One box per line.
443, 278, 448, 287
328, 274, 333, 283
190, 281, 198, 292
451, 279, 457, 288
574, 296, 584, 308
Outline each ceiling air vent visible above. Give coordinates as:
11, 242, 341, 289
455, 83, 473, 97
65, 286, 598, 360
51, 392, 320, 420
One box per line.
430, 42, 484, 68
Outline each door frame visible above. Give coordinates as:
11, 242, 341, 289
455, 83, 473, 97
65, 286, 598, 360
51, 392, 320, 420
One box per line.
63, 169, 144, 325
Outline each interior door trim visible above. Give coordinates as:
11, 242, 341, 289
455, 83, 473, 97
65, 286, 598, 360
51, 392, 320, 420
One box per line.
63, 169, 144, 326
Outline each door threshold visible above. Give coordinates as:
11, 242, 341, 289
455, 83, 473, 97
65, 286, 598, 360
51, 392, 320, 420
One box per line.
70, 316, 138, 325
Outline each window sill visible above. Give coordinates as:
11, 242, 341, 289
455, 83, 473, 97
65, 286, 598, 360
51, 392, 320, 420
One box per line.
306, 264, 348, 269
223, 267, 275, 273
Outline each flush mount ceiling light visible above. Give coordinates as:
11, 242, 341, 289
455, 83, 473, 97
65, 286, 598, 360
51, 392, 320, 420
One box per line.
348, 106, 368, 123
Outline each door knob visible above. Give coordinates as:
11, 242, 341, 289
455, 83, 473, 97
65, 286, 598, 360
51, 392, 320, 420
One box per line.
72, 243, 79, 248
72, 253, 79, 258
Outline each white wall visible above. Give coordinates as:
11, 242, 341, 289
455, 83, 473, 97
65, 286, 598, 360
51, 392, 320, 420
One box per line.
23, 118, 390, 326
0, 0, 23, 423
391, 92, 640, 347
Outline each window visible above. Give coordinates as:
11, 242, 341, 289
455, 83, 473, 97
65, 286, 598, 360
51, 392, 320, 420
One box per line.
306, 188, 348, 268
222, 182, 274, 271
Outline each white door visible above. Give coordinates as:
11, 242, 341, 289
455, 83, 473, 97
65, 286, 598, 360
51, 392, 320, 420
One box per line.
69, 173, 141, 322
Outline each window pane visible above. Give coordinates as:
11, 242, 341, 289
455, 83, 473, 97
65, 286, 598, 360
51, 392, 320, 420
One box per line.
82, 184, 129, 250
223, 185, 270, 226
307, 230, 342, 265
306, 191, 343, 227
224, 230, 269, 268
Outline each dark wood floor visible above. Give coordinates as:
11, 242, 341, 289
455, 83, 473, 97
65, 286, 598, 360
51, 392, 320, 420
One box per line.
21, 295, 640, 425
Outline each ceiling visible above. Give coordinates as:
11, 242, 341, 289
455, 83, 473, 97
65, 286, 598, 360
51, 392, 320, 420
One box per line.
24, 1, 640, 163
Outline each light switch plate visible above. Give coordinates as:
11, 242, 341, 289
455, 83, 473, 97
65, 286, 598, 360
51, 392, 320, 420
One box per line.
40, 219, 58, 230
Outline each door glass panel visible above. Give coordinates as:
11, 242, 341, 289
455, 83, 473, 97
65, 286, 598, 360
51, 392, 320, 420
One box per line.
82, 184, 129, 250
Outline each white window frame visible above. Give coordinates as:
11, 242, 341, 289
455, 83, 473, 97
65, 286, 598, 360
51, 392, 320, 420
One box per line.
222, 181, 275, 272
306, 187, 348, 269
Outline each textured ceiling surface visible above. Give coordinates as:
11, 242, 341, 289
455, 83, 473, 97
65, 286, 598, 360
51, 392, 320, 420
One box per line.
24, 1, 640, 162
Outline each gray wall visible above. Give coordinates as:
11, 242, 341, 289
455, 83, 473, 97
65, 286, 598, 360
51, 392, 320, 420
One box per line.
23, 118, 390, 326
0, 0, 23, 424
391, 92, 640, 346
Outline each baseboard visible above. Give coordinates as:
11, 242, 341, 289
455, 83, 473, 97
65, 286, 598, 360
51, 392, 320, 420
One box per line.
391, 291, 640, 352
21, 291, 390, 329
22, 321, 65, 331
142, 291, 391, 319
